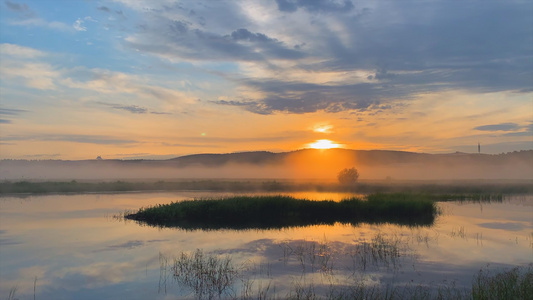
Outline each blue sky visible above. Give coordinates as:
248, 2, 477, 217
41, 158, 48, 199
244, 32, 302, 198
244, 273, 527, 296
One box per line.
0, 0, 532, 160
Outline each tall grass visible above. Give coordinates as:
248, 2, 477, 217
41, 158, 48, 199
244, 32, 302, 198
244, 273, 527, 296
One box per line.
172, 249, 238, 299
125, 194, 439, 229
472, 265, 533, 300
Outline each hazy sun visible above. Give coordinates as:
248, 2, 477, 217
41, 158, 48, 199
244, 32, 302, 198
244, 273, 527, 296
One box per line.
308, 139, 341, 149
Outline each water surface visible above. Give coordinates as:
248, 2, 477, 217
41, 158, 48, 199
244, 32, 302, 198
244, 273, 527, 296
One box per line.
1, 192, 531, 299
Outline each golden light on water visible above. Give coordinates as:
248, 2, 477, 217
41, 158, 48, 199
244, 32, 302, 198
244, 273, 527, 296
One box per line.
308, 139, 342, 149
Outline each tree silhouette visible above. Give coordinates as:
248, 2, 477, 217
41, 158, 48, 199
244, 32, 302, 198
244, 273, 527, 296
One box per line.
337, 167, 359, 185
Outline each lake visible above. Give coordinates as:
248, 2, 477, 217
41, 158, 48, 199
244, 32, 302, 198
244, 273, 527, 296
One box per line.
1, 191, 532, 299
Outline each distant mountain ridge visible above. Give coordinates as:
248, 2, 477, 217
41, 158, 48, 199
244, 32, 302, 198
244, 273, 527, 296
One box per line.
169, 149, 532, 167
170, 151, 281, 166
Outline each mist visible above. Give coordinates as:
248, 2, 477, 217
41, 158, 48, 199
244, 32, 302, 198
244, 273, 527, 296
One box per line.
1, 149, 531, 181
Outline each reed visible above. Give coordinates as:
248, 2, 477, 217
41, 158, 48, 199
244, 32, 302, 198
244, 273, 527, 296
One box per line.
172, 249, 239, 299
165, 250, 532, 300
472, 265, 533, 300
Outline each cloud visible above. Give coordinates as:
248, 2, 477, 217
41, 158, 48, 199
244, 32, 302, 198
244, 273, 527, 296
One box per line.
150, 111, 172, 115
0, 61, 59, 90
0, 108, 28, 124
5, 0, 28, 11
302, 1, 533, 91
62, 68, 192, 105
84, 16, 98, 23
216, 79, 394, 114
125, 24, 304, 63
97, 102, 148, 114
70, 16, 97, 33
0, 108, 29, 116
275, 0, 354, 13
97, 5, 127, 20
4, 1, 70, 31
474, 123, 520, 132
114, 1, 532, 115
73, 18, 87, 31
22, 153, 61, 158
1, 47, 190, 109
97, 6, 111, 13
3, 134, 137, 145
96, 101, 173, 115
230, 28, 275, 43
275, 0, 298, 13
161, 142, 222, 148
501, 122, 533, 137
159, 133, 302, 150
120, 1, 304, 63
4, 0, 34, 17
0, 45, 59, 90
0, 229, 21, 246
0, 43, 45, 58
177, 133, 305, 144
111, 105, 146, 114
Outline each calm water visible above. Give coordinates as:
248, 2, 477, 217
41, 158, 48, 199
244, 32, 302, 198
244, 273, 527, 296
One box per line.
1, 192, 532, 299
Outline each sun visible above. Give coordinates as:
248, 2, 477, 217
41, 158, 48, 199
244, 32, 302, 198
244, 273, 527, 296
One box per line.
308, 139, 341, 149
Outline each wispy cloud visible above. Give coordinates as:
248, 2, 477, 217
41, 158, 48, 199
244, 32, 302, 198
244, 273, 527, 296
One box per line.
97, 102, 148, 114
474, 123, 520, 132
95, 101, 172, 115
22, 153, 61, 159
0, 108, 29, 116
111, 105, 146, 114
73, 18, 87, 31
1, 61, 59, 90
61, 68, 192, 104
4, 0, 34, 17
150, 111, 172, 115
501, 122, 533, 137
0, 108, 28, 124
0, 43, 45, 58
0, 44, 59, 90
4, 1, 70, 31
3, 134, 137, 145
97, 6, 111, 13
275, 0, 355, 13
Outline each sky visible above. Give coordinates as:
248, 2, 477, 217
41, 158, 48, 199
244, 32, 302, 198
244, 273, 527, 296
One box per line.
0, 0, 532, 160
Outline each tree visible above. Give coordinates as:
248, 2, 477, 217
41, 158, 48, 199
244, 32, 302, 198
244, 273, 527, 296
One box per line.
337, 167, 359, 185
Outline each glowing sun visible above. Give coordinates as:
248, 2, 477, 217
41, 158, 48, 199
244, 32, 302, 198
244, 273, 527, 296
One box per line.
308, 139, 342, 149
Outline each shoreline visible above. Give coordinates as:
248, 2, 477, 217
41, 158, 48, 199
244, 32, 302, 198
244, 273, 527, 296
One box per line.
1, 179, 533, 195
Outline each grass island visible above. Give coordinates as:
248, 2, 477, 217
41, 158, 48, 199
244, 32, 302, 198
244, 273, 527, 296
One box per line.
125, 193, 440, 229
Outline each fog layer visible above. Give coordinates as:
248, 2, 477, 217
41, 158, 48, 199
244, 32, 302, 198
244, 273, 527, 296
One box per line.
1, 149, 531, 181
